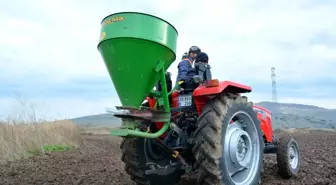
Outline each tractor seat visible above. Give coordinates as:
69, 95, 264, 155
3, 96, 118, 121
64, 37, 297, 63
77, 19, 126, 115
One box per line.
194, 62, 212, 82
178, 62, 213, 94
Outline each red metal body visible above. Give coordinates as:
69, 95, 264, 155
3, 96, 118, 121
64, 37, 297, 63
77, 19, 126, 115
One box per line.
146, 97, 166, 138
193, 81, 252, 114
146, 80, 260, 139
146, 92, 180, 139
253, 105, 273, 142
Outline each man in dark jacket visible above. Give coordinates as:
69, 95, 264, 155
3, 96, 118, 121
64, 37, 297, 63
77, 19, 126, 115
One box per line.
176, 46, 201, 84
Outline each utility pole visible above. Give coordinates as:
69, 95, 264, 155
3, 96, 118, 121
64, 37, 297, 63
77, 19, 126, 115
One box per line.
271, 67, 277, 102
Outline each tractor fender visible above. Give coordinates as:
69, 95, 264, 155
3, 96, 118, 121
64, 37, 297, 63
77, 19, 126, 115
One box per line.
192, 80, 252, 115
193, 80, 252, 97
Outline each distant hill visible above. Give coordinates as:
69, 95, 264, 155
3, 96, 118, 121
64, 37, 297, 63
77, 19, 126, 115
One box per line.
71, 101, 336, 130
71, 113, 121, 127
256, 101, 336, 129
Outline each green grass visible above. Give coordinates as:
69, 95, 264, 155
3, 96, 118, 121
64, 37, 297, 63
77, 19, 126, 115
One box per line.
18, 145, 74, 160
42, 145, 74, 152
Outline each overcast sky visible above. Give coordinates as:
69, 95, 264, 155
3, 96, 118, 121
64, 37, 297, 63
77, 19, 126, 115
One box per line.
1, 0, 336, 120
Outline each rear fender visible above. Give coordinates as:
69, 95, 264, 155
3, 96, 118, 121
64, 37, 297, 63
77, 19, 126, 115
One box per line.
192, 80, 252, 114
193, 80, 252, 97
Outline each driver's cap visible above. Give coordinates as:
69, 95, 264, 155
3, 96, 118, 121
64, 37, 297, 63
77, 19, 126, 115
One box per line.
189, 46, 201, 54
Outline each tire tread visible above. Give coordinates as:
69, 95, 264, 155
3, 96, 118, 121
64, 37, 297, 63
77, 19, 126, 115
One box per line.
192, 93, 262, 185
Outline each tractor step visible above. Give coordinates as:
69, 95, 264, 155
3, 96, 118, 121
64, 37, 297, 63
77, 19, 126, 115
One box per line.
264, 135, 279, 154
264, 143, 277, 154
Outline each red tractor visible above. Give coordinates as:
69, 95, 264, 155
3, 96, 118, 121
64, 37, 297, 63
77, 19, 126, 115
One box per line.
253, 105, 301, 178
97, 12, 301, 185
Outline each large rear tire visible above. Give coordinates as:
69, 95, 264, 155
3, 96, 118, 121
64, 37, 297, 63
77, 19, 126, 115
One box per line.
192, 93, 264, 185
121, 137, 184, 185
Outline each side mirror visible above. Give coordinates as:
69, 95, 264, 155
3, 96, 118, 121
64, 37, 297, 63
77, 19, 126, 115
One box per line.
193, 75, 203, 83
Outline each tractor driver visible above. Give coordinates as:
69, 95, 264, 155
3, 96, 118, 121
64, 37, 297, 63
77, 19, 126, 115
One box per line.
176, 46, 201, 85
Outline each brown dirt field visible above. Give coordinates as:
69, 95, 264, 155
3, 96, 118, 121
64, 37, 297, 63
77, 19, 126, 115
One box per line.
0, 130, 335, 185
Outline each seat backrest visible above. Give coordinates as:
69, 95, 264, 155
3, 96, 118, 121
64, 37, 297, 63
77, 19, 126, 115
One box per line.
194, 62, 212, 82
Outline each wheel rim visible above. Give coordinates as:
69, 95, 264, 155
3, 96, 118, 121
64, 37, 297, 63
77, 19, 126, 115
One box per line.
223, 111, 261, 185
289, 143, 299, 170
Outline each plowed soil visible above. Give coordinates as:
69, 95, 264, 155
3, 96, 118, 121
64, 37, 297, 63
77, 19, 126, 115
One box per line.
0, 130, 335, 185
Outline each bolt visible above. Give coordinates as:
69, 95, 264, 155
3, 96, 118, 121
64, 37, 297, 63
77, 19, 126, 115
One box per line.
170, 123, 176, 129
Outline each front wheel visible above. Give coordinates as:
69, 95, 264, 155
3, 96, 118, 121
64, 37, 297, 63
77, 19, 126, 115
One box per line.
192, 93, 264, 185
276, 134, 300, 178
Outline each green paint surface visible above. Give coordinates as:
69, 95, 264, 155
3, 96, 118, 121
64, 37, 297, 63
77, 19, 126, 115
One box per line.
97, 12, 178, 107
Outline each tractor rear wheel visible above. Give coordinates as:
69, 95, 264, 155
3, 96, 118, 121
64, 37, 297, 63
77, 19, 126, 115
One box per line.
192, 93, 264, 185
121, 137, 184, 185
276, 134, 300, 178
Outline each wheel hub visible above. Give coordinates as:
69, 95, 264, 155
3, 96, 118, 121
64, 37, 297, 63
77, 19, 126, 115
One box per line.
229, 129, 252, 168
289, 145, 299, 169
237, 137, 247, 161
223, 110, 261, 185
